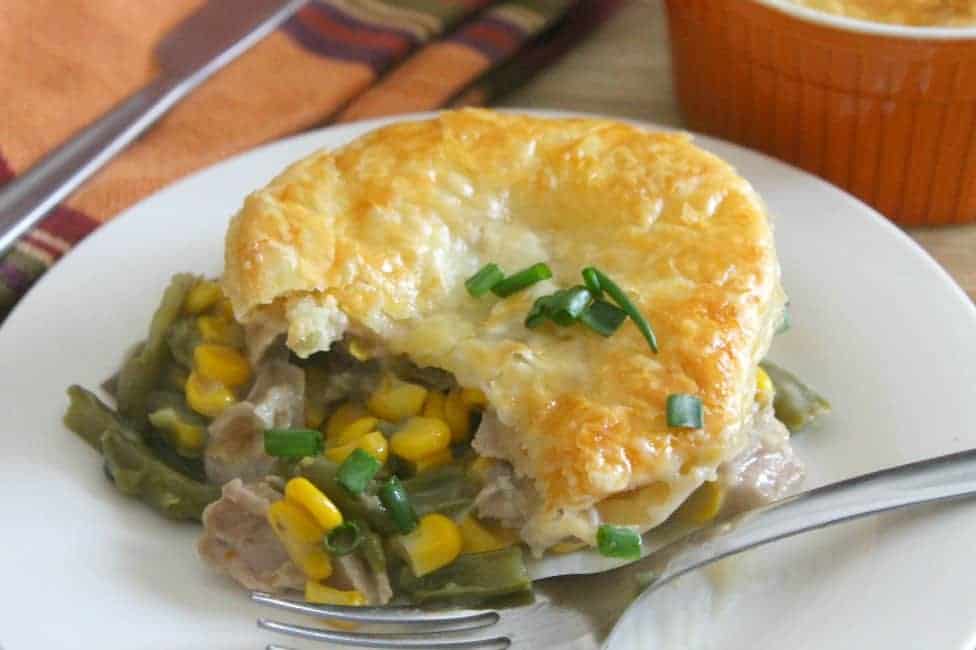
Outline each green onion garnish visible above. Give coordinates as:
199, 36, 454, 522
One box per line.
323, 521, 363, 556
597, 524, 642, 560
585, 267, 658, 353
264, 428, 323, 458
465, 263, 505, 297
525, 294, 556, 328
776, 303, 792, 335
666, 394, 704, 428
491, 262, 553, 297
580, 299, 628, 336
336, 448, 382, 495
378, 476, 418, 533
582, 267, 603, 297
548, 286, 593, 326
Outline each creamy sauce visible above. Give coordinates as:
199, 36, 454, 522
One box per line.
788, 0, 976, 25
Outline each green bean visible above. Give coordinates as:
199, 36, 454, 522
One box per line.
64, 385, 124, 451
165, 317, 202, 368
401, 464, 478, 518
760, 361, 831, 433
101, 427, 220, 521
396, 547, 531, 605
116, 274, 197, 427
352, 519, 388, 576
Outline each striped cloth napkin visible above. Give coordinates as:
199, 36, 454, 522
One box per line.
0, 0, 624, 323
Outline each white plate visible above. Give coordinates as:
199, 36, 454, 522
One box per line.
2, 112, 975, 650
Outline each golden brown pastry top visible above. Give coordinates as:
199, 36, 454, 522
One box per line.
787, 0, 976, 26
224, 110, 784, 544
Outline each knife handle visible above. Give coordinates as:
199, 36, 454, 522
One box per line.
0, 76, 185, 256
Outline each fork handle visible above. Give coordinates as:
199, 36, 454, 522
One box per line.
632, 447, 976, 595
0, 75, 187, 256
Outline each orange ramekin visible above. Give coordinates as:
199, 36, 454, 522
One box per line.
664, 0, 976, 226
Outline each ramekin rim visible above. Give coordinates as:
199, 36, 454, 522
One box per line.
754, 0, 976, 40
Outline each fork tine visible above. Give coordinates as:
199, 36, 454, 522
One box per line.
251, 592, 499, 628
258, 619, 510, 649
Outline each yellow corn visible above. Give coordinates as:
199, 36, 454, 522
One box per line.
422, 391, 447, 420
325, 403, 369, 439
673, 481, 725, 525
183, 280, 223, 315
325, 430, 389, 465
390, 417, 451, 462
267, 500, 332, 580
285, 478, 343, 532
458, 514, 515, 554
550, 540, 588, 554
333, 416, 380, 446
444, 389, 472, 443
756, 366, 775, 403
460, 388, 487, 407
366, 376, 428, 422
185, 371, 236, 417
305, 581, 367, 607
306, 402, 326, 429
147, 408, 206, 455
409, 447, 454, 474
394, 513, 462, 577
196, 315, 244, 347
193, 344, 252, 388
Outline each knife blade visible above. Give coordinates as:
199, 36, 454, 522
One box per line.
0, 0, 308, 257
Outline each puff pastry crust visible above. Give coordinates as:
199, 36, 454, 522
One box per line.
224, 110, 785, 548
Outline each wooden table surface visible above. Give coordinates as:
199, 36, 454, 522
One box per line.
502, 0, 976, 302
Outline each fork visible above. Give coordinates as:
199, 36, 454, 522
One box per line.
253, 447, 976, 649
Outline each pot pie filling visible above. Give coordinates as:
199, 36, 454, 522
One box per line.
64, 112, 830, 608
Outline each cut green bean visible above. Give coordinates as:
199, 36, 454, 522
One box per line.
666, 394, 704, 429
760, 361, 831, 433
465, 263, 505, 297
491, 262, 552, 297
402, 464, 478, 518
396, 547, 531, 604
64, 385, 124, 451
597, 524, 642, 560
379, 476, 418, 533
586, 267, 658, 353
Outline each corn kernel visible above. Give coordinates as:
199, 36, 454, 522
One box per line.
148, 408, 206, 455
196, 315, 244, 347
390, 417, 451, 462
325, 430, 389, 465
756, 366, 774, 403
410, 447, 454, 474
305, 581, 367, 607
183, 280, 223, 315
550, 540, 588, 555
422, 391, 446, 420
393, 513, 462, 577
334, 417, 380, 446
306, 402, 326, 429
267, 500, 332, 580
285, 478, 343, 532
458, 514, 515, 554
367, 376, 428, 422
325, 403, 369, 439
185, 371, 236, 417
444, 389, 472, 443
193, 344, 252, 388
673, 481, 725, 525
460, 388, 487, 407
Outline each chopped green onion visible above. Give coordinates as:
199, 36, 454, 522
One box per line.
776, 303, 792, 335
324, 521, 363, 556
548, 286, 593, 326
465, 263, 505, 297
525, 294, 556, 328
586, 267, 658, 353
264, 429, 323, 458
597, 524, 642, 560
580, 299, 628, 336
666, 394, 704, 428
491, 262, 553, 297
379, 476, 418, 533
336, 448, 382, 495
581, 267, 603, 297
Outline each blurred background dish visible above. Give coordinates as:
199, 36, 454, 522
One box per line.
787, 0, 976, 27
664, 0, 976, 226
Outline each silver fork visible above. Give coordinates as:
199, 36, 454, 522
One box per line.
253, 447, 976, 649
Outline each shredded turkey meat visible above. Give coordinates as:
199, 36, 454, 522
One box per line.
197, 479, 304, 592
